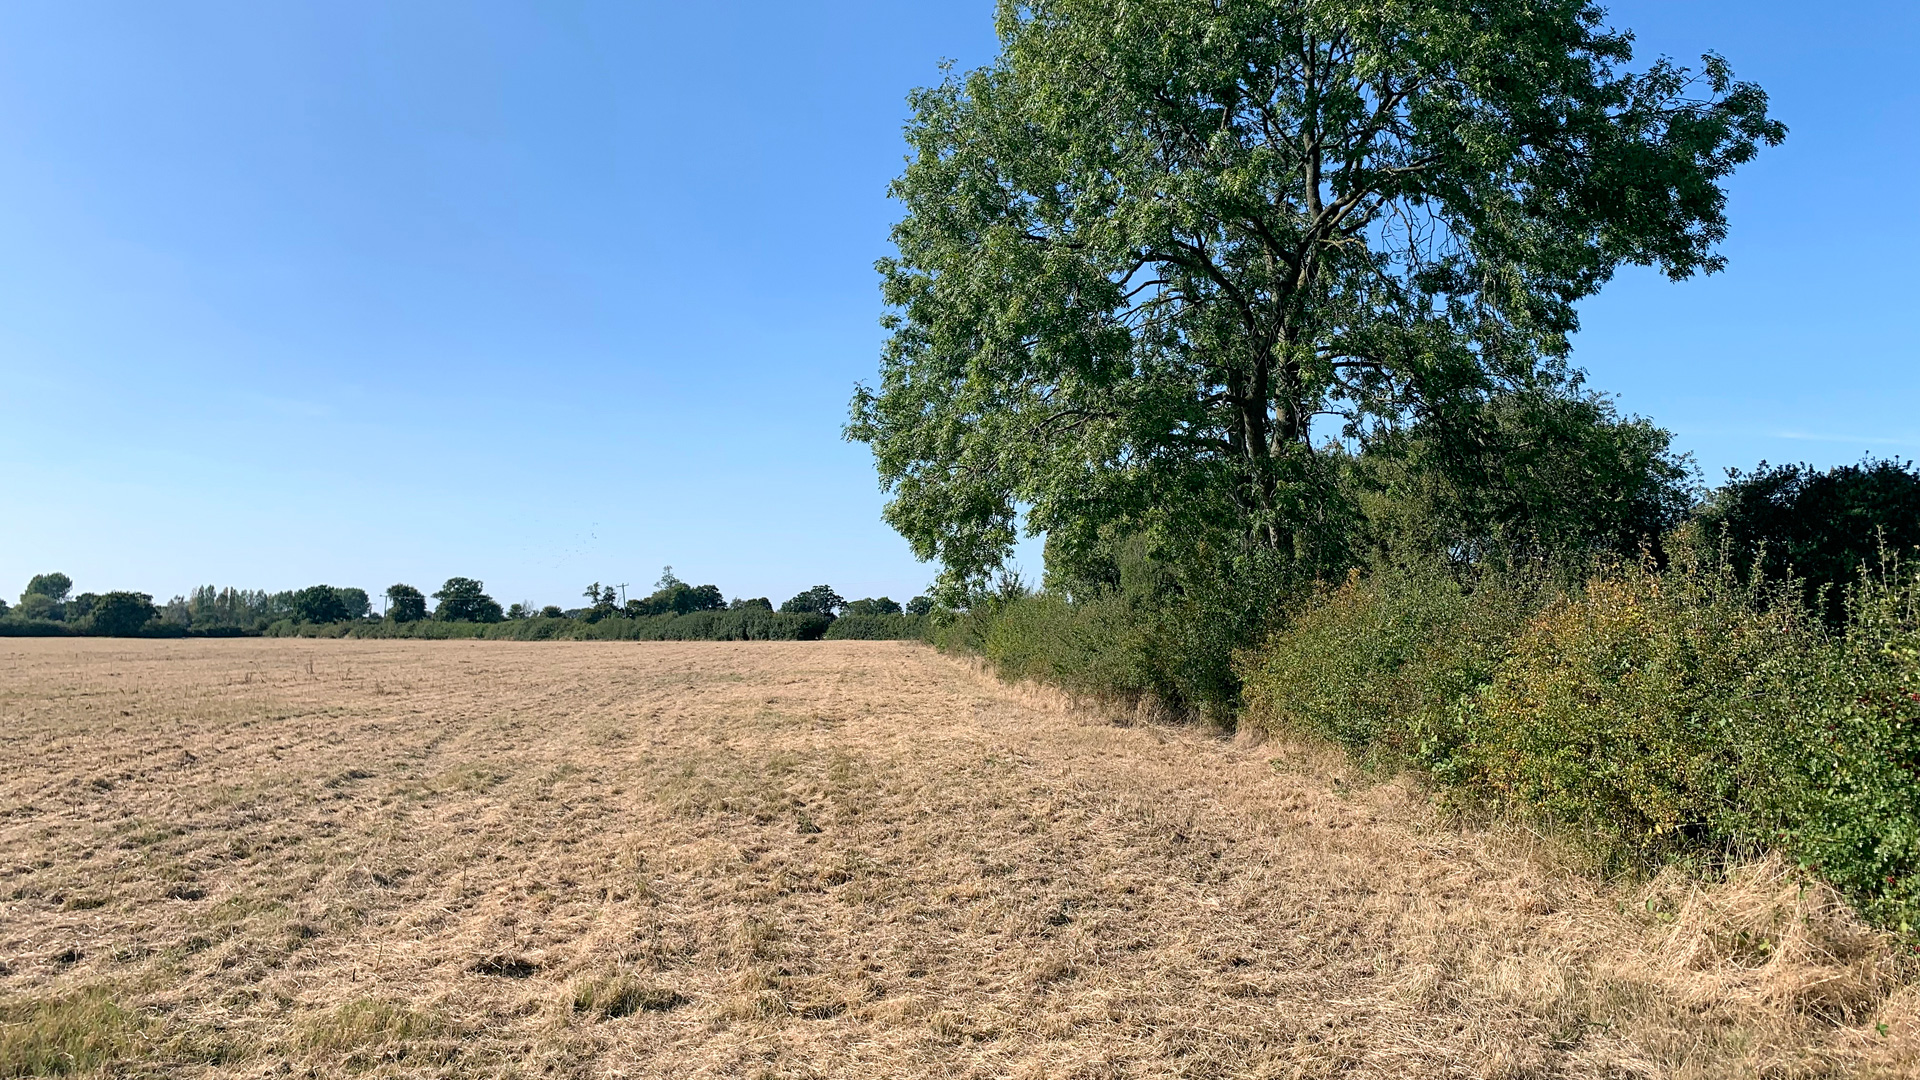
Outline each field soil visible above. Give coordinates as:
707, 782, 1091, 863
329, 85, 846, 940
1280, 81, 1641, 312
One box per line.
2, 639, 1918, 1078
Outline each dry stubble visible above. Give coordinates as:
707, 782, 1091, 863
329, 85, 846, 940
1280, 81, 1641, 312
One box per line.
1, 638, 1916, 1078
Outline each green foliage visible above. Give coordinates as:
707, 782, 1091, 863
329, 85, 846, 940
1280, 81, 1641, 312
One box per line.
844, 597, 903, 616
731, 597, 773, 611
386, 584, 428, 623
14, 594, 58, 622
1239, 564, 1544, 767
1458, 564, 1814, 858
1692, 458, 1920, 622
22, 573, 71, 605
781, 586, 844, 617
823, 613, 929, 640
936, 589, 1168, 710
1238, 552, 1920, 931
1355, 391, 1695, 571
290, 585, 349, 625
88, 592, 157, 637
905, 595, 934, 616
538, 605, 564, 618
335, 587, 370, 620
634, 582, 725, 617
432, 578, 502, 623
850, 0, 1781, 599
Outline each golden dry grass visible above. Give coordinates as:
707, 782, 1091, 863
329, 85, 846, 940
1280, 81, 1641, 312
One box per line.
1, 637, 1917, 1078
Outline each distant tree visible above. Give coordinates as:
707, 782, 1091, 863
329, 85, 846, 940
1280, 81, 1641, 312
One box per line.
0, 598, 9, 619
290, 585, 350, 624
505, 602, 531, 620
16, 593, 58, 621
387, 584, 429, 623
334, 587, 371, 620
583, 582, 619, 621
731, 597, 773, 611
905, 595, 934, 616
435, 577, 504, 623
633, 580, 726, 616
68, 593, 99, 621
23, 572, 72, 604
845, 597, 903, 616
780, 585, 845, 618
90, 591, 156, 637
539, 605, 565, 619
1694, 458, 1920, 622
656, 566, 684, 590
160, 596, 192, 628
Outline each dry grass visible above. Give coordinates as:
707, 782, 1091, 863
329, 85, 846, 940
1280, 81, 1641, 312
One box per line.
0, 638, 1916, 1078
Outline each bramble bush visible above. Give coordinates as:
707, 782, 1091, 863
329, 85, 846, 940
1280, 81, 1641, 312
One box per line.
1236, 552, 1920, 930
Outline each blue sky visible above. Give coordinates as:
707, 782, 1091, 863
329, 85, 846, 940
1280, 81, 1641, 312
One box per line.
0, 2, 1913, 609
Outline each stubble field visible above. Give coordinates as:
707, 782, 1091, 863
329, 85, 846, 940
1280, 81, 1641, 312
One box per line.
2, 638, 1918, 1078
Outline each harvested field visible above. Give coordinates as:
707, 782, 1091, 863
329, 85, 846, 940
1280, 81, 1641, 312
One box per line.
1, 638, 1917, 1078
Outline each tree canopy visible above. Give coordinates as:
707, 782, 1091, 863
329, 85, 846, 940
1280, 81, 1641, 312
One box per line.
23, 572, 71, 605
290, 585, 350, 625
851, 0, 1782, 595
1694, 458, 1920, 622
387, 584, 429, 623
781, 586, 845, 618
433, 578, 503, 623
90, 592, 156, 637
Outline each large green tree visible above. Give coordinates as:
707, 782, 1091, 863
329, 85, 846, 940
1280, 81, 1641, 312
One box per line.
851, 0, 1782, 595
433, 578, 504, 623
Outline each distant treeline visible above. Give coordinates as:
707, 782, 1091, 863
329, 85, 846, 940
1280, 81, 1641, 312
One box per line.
0, 567, 932, 642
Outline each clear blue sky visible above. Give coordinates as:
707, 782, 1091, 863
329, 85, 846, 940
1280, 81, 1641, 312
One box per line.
0, 2, 1914, 609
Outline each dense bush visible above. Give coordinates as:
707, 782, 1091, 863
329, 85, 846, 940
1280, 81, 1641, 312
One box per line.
1238, 554, 1920, 931
822, 613, 928, 640
934, 588, 1171, 712
1238, 564, 1544, 769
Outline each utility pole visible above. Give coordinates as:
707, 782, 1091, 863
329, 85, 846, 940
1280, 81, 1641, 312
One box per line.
616, 583, 630, 605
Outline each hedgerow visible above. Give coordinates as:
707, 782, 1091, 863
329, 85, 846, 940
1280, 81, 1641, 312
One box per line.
1236, 555, 1920, 931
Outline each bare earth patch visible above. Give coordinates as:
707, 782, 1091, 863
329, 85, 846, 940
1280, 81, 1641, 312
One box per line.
1, 638, 1917, 1078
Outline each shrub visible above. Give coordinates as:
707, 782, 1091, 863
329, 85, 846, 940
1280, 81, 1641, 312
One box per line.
844, 597, 903, 616
938, 590, 1170, 712
1238, 563, 1543, 771
1238, 549, 1920, 932
1459, 564, 1816, 859
823, 613, 928, 640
